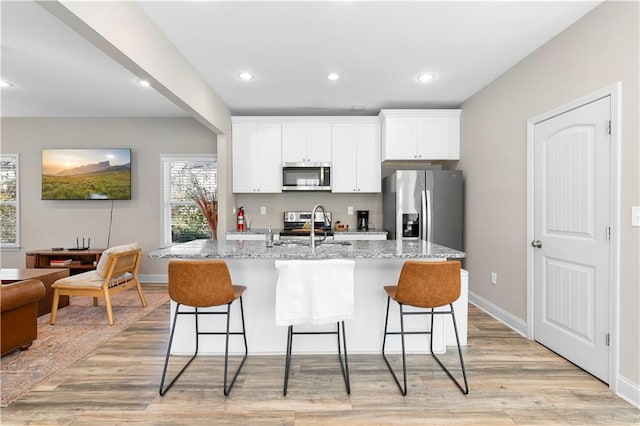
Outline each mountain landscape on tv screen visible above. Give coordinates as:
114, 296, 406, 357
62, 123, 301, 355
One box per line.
42, 161, 131, 200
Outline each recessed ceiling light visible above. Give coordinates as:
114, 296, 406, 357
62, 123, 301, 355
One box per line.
417, 73, 436, 83
139, 79, 151, 88
0, 80, 14, 88
327, 72, 340, 81
237, 72, 254, 81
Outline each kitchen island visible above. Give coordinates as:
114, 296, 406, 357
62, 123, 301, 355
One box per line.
149, 239, 467, 355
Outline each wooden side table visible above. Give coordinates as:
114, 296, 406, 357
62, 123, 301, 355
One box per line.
25, 248, 104, 276
1, 268, 70, 316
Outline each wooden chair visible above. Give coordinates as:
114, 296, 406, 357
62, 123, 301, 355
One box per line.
159, 260, 248, 396
50, 248, 147, 326
382, 260, 468, 395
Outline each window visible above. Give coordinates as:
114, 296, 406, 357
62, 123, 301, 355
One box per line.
0, 154, 20, 249
161, 155, 217, 246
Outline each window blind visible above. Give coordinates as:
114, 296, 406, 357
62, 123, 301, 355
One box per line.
161, 155, 217, 246
0, 154, 20, 247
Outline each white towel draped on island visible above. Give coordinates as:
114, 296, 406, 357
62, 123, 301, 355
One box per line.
275, 259, 355, 326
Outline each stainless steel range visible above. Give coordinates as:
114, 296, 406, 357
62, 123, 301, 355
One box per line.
280, 210, 333, 239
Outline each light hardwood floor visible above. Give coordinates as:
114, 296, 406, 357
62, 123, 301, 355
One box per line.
2, 285, 638, 425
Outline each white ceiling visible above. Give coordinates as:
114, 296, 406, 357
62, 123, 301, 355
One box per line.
1, 1, 601, 118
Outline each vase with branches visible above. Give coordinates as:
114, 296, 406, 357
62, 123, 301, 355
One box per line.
187, 178, 218, 240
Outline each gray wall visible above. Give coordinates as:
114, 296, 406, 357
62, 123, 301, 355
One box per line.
0, 117, 216, 276
458, 1, 639, 386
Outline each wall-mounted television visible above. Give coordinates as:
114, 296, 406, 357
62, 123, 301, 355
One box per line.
42, 149, 132, 200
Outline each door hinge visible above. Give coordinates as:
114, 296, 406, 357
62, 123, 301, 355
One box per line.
608, 120, 612, 135
606, 226, 611, 240
606, 333, 610, 346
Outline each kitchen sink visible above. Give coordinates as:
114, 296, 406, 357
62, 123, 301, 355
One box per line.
273, 240, 310, 247
317, 240, 352, 246
273, 240, 352, 247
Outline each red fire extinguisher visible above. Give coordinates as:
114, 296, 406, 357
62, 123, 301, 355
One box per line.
236, 207, 245, 232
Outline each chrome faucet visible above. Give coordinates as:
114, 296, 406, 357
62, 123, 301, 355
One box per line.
310, 204, 330, 251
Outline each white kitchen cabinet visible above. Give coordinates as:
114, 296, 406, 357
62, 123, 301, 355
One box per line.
331, 122, 381, 193
282, 122, 331, 163
379, 109, 460, 161
232, 122, 282, 193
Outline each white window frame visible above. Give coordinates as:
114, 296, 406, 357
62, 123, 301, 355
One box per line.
0, 153, 20, 250
160, 154, 217, 247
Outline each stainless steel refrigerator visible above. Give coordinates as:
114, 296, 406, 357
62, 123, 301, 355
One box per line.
382, 170, 463, 250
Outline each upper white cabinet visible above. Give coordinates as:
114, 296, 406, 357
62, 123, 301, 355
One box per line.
282, 122, 331, 163
379, 109, 461, 161
331, 121, 381, 193
232, 121, 282, 193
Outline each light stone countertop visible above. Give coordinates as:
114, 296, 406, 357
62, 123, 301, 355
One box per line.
226, 229, 387, 236
149, 239, 465, 260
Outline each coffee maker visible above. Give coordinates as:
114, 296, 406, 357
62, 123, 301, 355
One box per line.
356, 210, 369, 231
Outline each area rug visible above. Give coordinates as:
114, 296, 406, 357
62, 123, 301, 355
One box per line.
0, 289, 169, 407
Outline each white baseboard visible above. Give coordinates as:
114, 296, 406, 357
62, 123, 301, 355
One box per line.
139, 274, 167, 284
616, 375, 640, 408
468, 291, 528, 337
470, 292, 639, 408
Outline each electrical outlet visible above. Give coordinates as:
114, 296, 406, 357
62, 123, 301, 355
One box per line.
260, 206, 267, 215
632, 206, 640, 227
491, 272, 498, 285
348, 206, 353, 215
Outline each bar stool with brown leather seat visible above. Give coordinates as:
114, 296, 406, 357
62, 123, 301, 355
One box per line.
159, 260, 248, 396
382, 260, 468, 395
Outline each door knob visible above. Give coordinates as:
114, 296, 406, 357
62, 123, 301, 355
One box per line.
531, 240, 542, 248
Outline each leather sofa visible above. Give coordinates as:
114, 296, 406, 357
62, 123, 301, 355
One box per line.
0, 279, 46, 356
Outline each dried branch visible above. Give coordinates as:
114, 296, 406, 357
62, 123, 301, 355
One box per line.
187, 179, 218, 240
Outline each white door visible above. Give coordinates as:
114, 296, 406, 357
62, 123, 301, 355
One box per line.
533, 96, 611, 382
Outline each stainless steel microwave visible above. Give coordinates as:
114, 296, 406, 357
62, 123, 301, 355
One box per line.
282, 162, 331, 191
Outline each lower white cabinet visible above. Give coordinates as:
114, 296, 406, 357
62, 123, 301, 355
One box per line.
331, 121, 381, 193
232, 122, 282, 193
